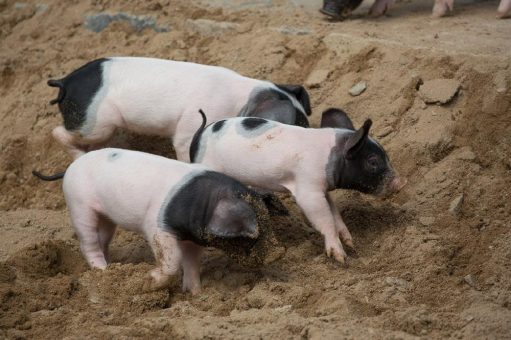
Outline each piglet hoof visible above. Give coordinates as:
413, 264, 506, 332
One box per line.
182, 280, 201, 296
142, 268, 172, 292
496, 10, 511, 18
183, 286, 201, 296
325, 244, 347, 266
343, 237, 355, 250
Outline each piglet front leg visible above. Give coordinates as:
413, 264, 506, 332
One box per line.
369, 0, 394, 16
143, 231, 182, 291
180, 241, 202, 295
293, 189, 347, 264
497, 0, 511, 18
326, 193, 354, 250
432, 0, 454, 17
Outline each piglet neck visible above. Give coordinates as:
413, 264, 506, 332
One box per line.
326, 133, 349, 191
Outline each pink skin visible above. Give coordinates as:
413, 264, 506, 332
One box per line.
370, 0, 510, 17
63, 148, 211, 293
432, 0, 454, 18
195, 119, 406, 264
51, 57, 293, 162
369, 0, 394, 17
497, 0, 511, 18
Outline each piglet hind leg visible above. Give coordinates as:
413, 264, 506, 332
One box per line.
326, 193, 355, 250
97, 215, 116, 263
369, 0, 394, 17
180, 241, 203, 295
497, 0, 511, 18
293, 189, 347, 264
52, 126, 87, 160
432, 0, 454, 17
144, 230, 182, 292
69, 207, 108, 269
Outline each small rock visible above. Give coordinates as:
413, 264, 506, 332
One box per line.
274, 305, 292, 313
349, 81, 367, 96
419, 79, 461, 104
84, 12, 169, 33
420, 101, 428, 110
14, 2, 28, 9
5, 172, 17, 182
454, 147, 476, 161
464, 315, 474, 323
463, 274, 477, 288
494, 71, 507, 94
273, 26, 312, 35
197, 0, 272, 10
419, 217, 435, 226
305, 69, 330, 88
186, 19, 240, 36
449, 194, 464, 216
385, 276, 410, 291
35, 3, 48, 13
377, 126, 393, 138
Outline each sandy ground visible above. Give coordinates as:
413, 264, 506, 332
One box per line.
1, 0, 511, 338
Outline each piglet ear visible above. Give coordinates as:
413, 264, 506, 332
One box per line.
345, 119, 372, 159
276, 84, 312, 116
320, 108, 355, 130
207, 199, 259, 239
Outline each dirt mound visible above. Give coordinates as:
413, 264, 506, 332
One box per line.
1, 0, 510, 338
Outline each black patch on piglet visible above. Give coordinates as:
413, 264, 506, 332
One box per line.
239, 88, 310, 128
276, 84, 312, 116
241, 117, 268, 130
48, 58, 109, 131
161, 171, 262, 246
212, 120, 226, 133
327, 119, 393, 194
320, 108, 355, 130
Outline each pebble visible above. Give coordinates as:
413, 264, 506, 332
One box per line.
454, 147, 476, 161
449, 194, 464, 216
349, 81, 367, 96
419, 216, 435, 226
305, 69, 330, 88
377, 126, 393, 138
273, 26, 312, 36
186, 19, 240, 37
463, 274, 477, 289
419, 79, 461, 104
84, 12, 169, 33
14, 2, 28, 9
385, 276, 410, 291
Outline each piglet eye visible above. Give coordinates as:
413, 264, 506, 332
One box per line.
367, 155, 380, 170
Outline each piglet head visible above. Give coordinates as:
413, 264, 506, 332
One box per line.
205, 189, 278, 268
323, 108, 406, 196
341, 119, 406, 196
206, 196, 260, 240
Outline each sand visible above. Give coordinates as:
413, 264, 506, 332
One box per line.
1, 0, 510, 338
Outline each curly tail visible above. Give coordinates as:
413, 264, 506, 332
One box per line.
47, 79, 65, 105
189, 109, 208, 163
32, 170, 66, 181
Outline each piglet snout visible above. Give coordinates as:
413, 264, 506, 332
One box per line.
390, 176, 407, 192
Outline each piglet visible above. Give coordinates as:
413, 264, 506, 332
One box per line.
47, 57, 311, 162
190, 108, 407, 264
369, 0, 511, 18
33, 148, 275, 294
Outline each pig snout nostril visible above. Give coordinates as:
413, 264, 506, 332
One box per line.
391, 177, 407, 192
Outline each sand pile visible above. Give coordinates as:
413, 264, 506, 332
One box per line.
1, 0, 510, 338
